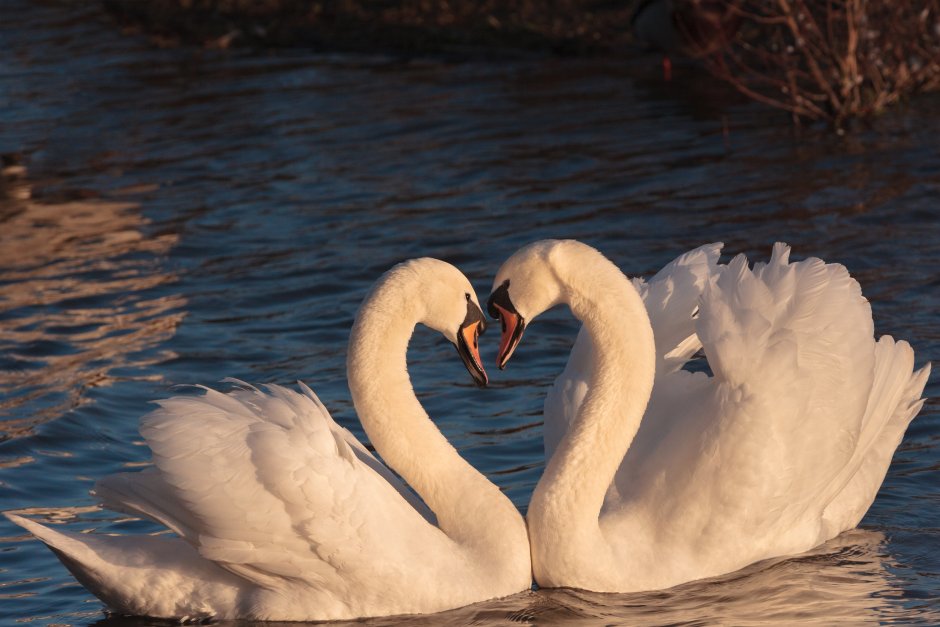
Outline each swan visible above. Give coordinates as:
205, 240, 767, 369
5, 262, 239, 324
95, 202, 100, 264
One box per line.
5, 258, 531, 621
487, 239, 929, 592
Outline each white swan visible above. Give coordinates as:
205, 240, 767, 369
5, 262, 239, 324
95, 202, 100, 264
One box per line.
487, 239, 929, 592
5, 258, 531, 621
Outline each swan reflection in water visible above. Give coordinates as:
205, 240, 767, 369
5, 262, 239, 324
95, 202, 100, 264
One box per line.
529, 529, 912, 626
0, 171, 183, 442
74, 528, 926, 626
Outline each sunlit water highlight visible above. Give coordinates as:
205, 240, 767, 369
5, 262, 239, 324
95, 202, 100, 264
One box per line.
1, 1, 938, 625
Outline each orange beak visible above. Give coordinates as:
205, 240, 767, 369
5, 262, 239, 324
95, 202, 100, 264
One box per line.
494, 303, 525, 370
457, 319, 488, 387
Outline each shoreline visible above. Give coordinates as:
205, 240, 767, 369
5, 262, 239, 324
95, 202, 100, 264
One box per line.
103, 0, 644, 56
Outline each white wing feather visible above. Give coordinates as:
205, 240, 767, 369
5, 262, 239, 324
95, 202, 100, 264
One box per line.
669, 246, 873, 524
606, 244, 926, 562
546, 243, 927, 568
95, 382, 453, 593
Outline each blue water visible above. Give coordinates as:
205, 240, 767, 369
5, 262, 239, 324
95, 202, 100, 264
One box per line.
1, 1, 938, 625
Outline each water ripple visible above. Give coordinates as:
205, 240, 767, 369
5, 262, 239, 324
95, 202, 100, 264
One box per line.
0, 0, 938, 624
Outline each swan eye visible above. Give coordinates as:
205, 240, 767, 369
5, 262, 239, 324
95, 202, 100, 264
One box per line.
465, 293, 471, 302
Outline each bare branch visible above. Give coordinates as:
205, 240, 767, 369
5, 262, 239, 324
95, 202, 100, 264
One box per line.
696, 0, 940, 126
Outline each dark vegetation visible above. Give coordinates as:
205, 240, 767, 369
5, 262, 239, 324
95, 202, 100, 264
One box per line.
103, 0, 638, 55
104, 0, 940, 126
701, 1, 940, 126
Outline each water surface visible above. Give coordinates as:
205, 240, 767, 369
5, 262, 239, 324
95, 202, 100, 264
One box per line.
1, 1, 938, 625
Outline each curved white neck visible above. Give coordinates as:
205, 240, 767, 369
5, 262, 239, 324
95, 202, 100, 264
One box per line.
346, 278, 526, 561
530, 252, 656, 537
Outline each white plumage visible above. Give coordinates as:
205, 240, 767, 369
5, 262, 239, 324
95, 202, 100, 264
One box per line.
492, 240, 929, 592
7, 258, 531, 621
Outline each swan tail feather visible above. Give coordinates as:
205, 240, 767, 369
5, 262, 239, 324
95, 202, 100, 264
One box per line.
4, 513, 240, 619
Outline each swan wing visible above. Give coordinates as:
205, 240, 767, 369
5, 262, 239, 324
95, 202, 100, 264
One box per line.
701, 243, 875, 504
819, 338, 929, 533
625, 244, 879, 545
633, 241, 723, 374
543, 243, 722, 462
95, 382, 451, 591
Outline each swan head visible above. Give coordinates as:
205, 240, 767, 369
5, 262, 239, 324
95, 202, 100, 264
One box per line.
487, 241, 570, 369
399, 258, 489, 387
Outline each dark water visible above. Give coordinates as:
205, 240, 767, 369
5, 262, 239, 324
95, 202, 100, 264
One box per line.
1, 1, 938, 625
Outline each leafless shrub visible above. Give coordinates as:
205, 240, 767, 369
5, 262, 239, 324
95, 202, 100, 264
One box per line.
698, 1, 940, 126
